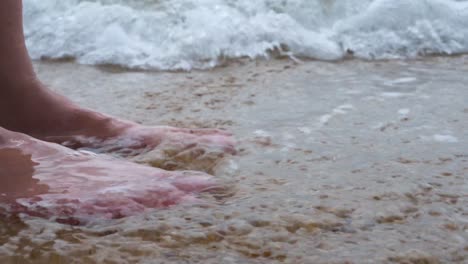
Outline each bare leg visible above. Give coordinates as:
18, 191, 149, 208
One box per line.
0, 127, 218, 224
0, 0, 235, 169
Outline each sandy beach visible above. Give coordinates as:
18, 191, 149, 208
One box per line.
0, 57, 467, 263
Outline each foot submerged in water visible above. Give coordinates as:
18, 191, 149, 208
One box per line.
0, 81, 236, 172
49, 124, 237, 173
0, 128, 221, 225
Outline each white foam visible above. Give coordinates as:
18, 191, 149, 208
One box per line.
432, 134, 459, 143
298, 127, 312, 135
319, 104, 354, 126
390, 77, 418, 85
319, 114, 333, 125
384, 77, 418, 86
398, 108, 410, 115
381, 92, 406, 98
253, 130, 270, 137
23, 0, 468, 70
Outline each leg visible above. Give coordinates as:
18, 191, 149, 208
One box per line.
0, 0, 235, 170
0, 127, 219, 224
0, 0, 133, 137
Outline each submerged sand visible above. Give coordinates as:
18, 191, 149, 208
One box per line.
1, 57, 467, 263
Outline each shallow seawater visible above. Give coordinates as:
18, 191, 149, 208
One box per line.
1, 57, 467, 263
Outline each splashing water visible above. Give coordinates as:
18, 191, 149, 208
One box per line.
23, 0, 468, 70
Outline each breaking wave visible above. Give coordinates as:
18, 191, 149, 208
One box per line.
24, 0, 468, 70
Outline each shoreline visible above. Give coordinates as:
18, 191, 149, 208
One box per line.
34, 53, 468, 73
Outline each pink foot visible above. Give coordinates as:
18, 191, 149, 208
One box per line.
0, 130, 220, 224
49, 125, 236, 173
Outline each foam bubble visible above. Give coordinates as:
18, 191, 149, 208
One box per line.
319, 104, 354, 126
23, 0, 468, 70
381, 92, 406, 98
398, 109, 411, 115
432, 134, 459, 143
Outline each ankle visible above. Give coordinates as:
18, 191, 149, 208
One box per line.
0, 80, 82, 135
0, 130, 6, 145
0, 127, 19, 146
0, 78, 134, 140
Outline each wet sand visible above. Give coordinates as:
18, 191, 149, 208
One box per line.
1, 57, 467, 263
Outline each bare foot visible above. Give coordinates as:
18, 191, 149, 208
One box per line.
0, 128, 220, 224
0, 81, 236, 171
0, 0, 235, 172
48, 124, 236, 173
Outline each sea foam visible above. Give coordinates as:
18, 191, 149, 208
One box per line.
23, 0, 468, 70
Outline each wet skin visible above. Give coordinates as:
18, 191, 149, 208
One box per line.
0, 0, 236, 222
0, 128, 220, 224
